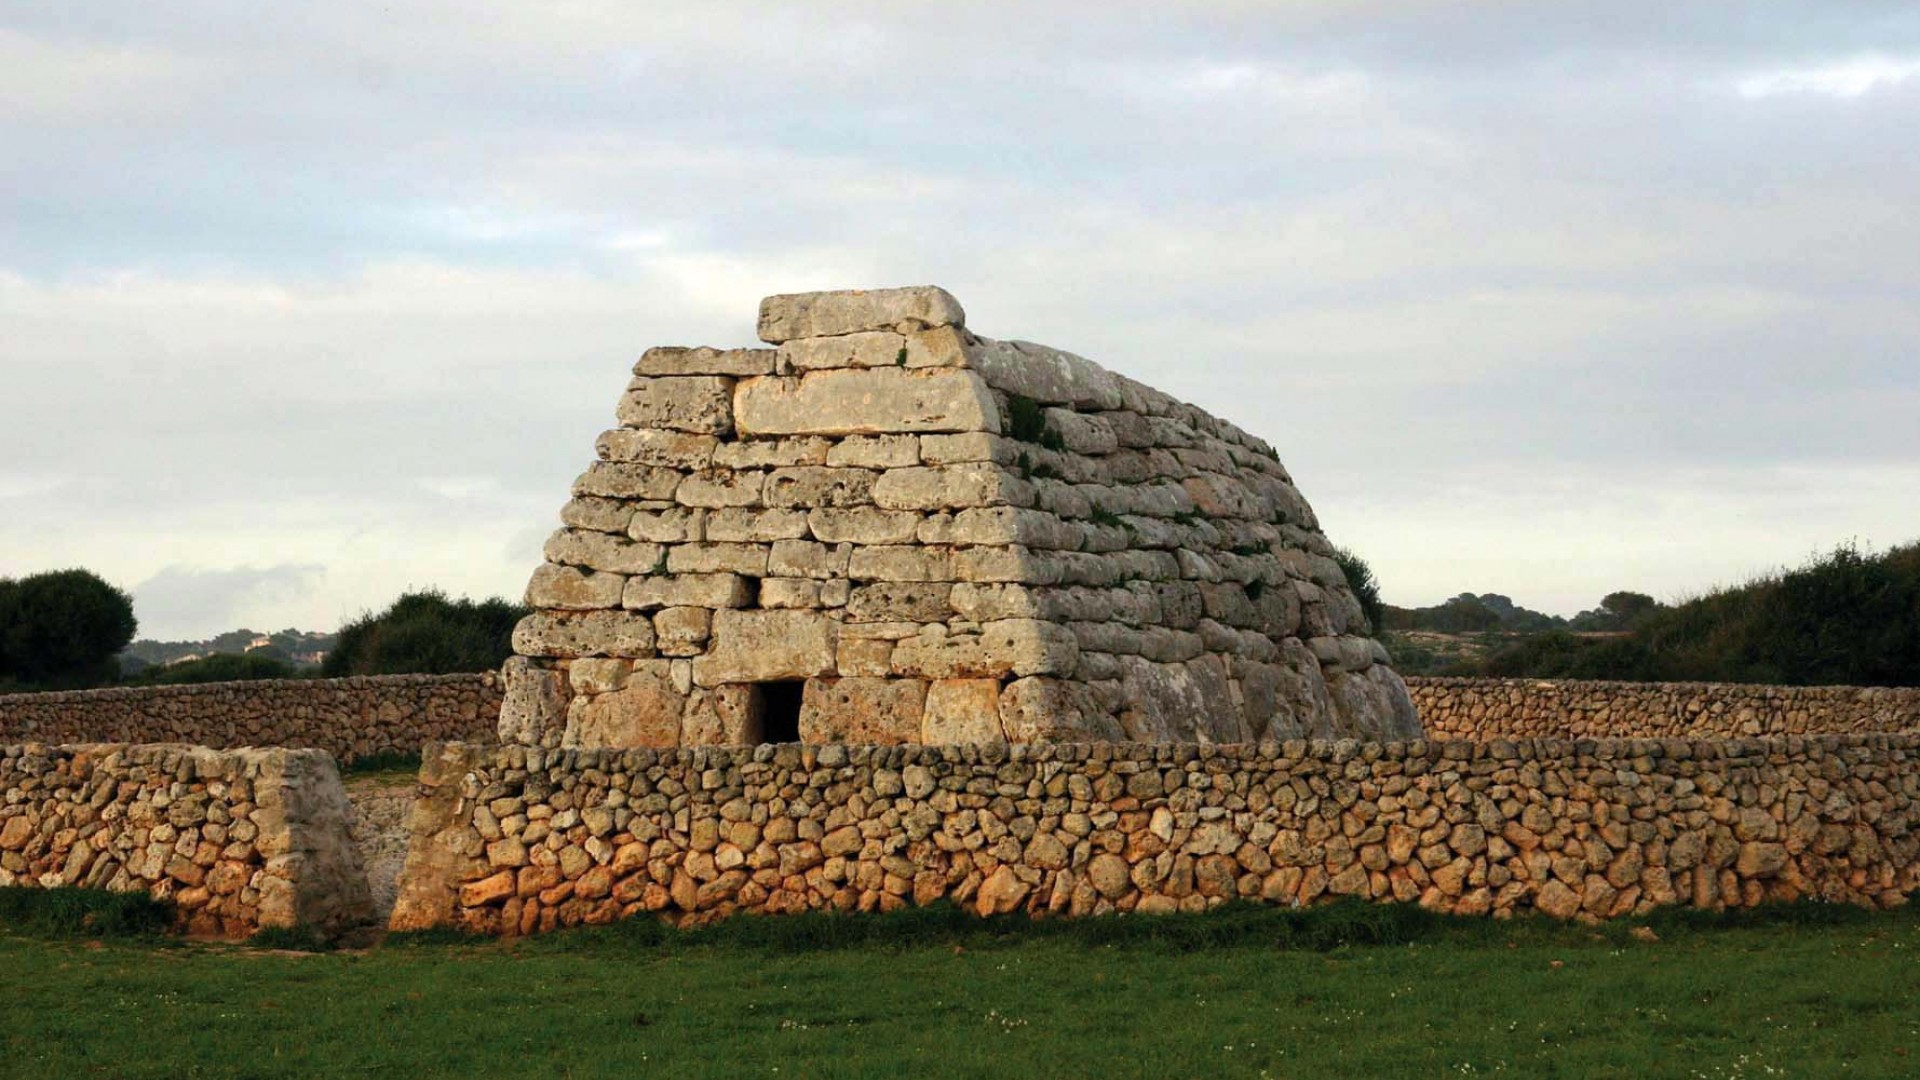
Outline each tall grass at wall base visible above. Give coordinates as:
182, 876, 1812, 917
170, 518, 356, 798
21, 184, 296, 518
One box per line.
450, 896, 1914, 958
0, 886, 172, 939
339, 750, 423, 778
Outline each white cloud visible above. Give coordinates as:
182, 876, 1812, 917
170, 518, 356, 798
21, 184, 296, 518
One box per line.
1735, 55, 1920, 99
2, 4, 1917, 636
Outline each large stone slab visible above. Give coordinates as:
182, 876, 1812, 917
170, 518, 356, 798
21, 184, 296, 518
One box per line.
692, 609, 838, 687
798, 677, 925, 744
734, 368, 1001, 436
564, 662, 685, 748
757, 286, 966, 343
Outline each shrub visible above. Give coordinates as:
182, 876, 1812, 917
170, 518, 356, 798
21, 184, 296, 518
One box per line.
1476, 540, 1920, 687
1331, 547, 1386, 635
322, 589, 528, 676
0, 569, 138, 691
137, 652, 299, 686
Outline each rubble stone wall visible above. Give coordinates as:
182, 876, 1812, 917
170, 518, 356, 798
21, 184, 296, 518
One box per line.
390, 734, 1918, 935
503, 286, 1417, 750
1410, 677, 1920, 739
0, 742, 373, 936
0, 674, 503, 764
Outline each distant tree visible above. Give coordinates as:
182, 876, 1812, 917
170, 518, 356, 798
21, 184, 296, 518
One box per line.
1474, 540, 1920, 686
1569, 590, 1664, 632
1426, 596, 1502, 633
1331, 548, 1385, 635
322, 589, 528, 677
0, 569, 139, 691
139, 652, 297, 686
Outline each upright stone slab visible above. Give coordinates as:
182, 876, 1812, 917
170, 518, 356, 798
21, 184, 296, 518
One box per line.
501, 286, 1421, 748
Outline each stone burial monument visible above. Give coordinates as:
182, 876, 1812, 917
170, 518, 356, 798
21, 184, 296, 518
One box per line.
498, 286, 1419, 749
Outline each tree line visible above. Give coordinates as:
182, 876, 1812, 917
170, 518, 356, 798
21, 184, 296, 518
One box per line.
0, 569, 524, 694
1351, 540, 1920, 688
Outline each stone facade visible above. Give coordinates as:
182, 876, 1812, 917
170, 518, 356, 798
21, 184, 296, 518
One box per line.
503, 286, 1417, 750
1411, 677, 1920, 740
0, 674, 502, 765
392, 734, 1920, 935
0, 743, 372, 936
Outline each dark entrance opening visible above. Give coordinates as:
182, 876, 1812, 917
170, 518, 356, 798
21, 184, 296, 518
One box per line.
758, 680, 804, 744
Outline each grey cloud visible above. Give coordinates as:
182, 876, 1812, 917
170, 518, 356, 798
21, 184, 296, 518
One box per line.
130, 563, 326, 640
2, 2, 1917, 633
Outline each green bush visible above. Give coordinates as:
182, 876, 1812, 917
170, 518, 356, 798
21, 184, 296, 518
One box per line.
1476, 540, 1920, 686
0, 569, 138, 691
137, 652, 299, 686
1330, 547, 1385, 635
322, 589, 528, 676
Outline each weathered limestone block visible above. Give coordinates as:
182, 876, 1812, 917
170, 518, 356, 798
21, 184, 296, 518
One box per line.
846, 582, 954, 622
891, 620, 1079, 679
847, 545, 952, 582
564, 662, 685, 748
634, 345, 774, 377
872, 464, 1032, 511
676, 470, 766, 508
713, 436, 832, 469
653, 607, 712, 656
798, 677, 926, 743
623, 573, 754, 611
919, 432, 1021, 466
777, 328, 972, 372
705, 507, 810, 542
971, 338, 1124, 410
757, 286, 966, 343
765, 466, 878, 508
560, 496, 634, 534
768, 540, 853, 579
513, 611, 658, 658
544, 529, 665, 576
807, 507, 922, 545
1117, 656, 1205, 741
526, 565, 625, 610
826, 434, 921, 468
734, 369, 1001, 436
616, 376, 735, 435
666, 542, 771, 576
574, 462, 682, 500
692, 610, 838, 686
627, 507, 706, 543
999, 677, 1120, 742
922, 679, 1007, 744
681, 685, 762, 744
595, 429, 719, 468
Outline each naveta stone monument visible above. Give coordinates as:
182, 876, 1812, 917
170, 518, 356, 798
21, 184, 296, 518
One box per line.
498, 287, 1419, 748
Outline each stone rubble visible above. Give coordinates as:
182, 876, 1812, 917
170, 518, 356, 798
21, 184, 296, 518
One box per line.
0, 742, 373, 936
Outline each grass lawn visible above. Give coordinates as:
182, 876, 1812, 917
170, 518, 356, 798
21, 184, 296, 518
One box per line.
4, 899, 1918, 1079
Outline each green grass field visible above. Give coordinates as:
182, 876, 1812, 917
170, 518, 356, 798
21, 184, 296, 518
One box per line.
4, 896, 1918, 1079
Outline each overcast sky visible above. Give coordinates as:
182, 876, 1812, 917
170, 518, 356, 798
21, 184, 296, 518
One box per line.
3, 2, 1917, 640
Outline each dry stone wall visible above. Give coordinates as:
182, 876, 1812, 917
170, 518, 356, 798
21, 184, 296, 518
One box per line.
0, 674, 503, 764
391, 734, 1918, 935
0, 743, 372, 936
503, 286, 1416, 751
1411, 678, 1920, 740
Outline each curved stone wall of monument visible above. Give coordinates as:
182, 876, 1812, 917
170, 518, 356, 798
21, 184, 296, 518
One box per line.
499, 287, 1420, 749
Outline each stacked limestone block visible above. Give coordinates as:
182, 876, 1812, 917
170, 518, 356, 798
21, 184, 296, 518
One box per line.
501, 286, 1419, 749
